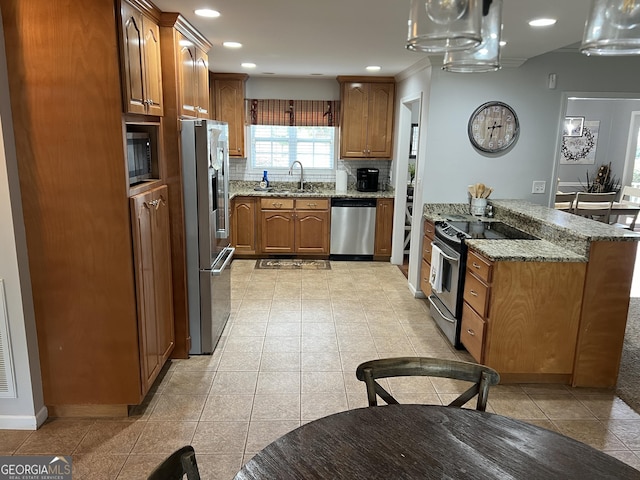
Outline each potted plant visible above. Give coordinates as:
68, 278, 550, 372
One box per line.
580, 162, 620, 194
407, 163, 416, 197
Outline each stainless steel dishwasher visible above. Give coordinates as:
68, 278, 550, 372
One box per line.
330, 198, 377, 260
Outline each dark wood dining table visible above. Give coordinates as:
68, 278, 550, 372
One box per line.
234, 404, 640, 480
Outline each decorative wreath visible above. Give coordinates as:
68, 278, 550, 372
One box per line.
561, 127, 596, 162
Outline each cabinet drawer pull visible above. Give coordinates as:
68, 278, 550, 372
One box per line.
472, 262, 482, 270
467, 328, 475, 336
272, 202, 283, 208
307, 203, 317, 207
469, 290, 478, 297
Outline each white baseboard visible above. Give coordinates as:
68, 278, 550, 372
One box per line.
408, 282, 426, 298
0, 405, 48, 430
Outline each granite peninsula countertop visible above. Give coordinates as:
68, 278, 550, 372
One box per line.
230, 181, 395, 200
423, 199, 640, 262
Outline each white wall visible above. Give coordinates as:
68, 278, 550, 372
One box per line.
0, 10, 46, 429
419, 52, 640, 206
392, 62, 433, 287
246, 76, 340, 100
558, 97, 640, 190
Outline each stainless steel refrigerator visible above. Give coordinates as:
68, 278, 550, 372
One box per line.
181, 119, 234, 354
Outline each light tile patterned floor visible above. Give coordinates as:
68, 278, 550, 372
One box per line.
2, 259, 640, 478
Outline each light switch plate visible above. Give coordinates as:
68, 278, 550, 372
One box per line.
532, 181, 546, 194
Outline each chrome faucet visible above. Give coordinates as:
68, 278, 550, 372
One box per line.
289, 160, 304, 191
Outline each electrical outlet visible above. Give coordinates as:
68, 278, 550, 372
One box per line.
532, 181, 546, 194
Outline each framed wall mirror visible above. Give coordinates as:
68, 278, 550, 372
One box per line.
409, 123, 418, 159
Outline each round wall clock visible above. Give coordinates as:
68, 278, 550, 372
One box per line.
468, 101, 519, 154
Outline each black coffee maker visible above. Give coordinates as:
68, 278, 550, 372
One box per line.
356, 168, 379, 192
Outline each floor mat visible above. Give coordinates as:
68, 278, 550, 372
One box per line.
255, 259, 331, 270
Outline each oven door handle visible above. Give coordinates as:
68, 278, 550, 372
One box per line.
431, 241, 459, 263
428, 295, 456, 324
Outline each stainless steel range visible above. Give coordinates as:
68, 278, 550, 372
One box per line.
428, 220, 537, 349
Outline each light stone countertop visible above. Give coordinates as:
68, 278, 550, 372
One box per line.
230, 181, 395, 200
423, 199, 640, 262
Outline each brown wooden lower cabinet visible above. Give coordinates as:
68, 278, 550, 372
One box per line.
231, 195, 393, 258
260, 198, 296, 253
261, 211, 295, 253
460, 249, 586, 384
130, 185, 175, 394
231, 197, 258, 255
420, 220, 435, 296
374, 198, 394, 258
260, 198, 330, 254
295, 199, 330, 254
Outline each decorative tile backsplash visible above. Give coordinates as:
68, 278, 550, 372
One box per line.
229, 158, 392, 190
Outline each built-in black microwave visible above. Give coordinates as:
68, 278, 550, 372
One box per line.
126, 132, 152, 184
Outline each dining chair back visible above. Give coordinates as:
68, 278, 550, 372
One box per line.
616, 186, 640, 229
147, 445, 201, 480
573, 191, 616, 223
355, 357, 500, 412
554, 192, 576, 211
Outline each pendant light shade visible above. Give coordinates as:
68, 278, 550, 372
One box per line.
442, 0, 502, 72
406, 0, 483, 53
581, 0, 640, 55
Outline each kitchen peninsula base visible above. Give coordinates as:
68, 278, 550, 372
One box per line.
423, 200, 640, 388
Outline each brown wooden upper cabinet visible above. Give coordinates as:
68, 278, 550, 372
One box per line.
211, 73, 248, 158
337, 76, 395, 159
176, 30, 210, 118
119, 0, 164, 116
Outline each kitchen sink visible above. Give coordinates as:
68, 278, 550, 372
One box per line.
271, 185, 318, 194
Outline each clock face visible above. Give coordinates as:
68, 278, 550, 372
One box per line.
468, 101, 519, 153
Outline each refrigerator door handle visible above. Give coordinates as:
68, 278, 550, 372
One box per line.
212, 247, 235, 275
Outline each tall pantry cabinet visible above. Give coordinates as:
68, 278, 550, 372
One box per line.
1, 0, 144, 414
0, 0, 210, 414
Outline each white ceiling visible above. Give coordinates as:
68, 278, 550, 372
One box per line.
151, 0, 592, 77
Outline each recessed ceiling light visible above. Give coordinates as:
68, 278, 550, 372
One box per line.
223, 41, 242, 48
366, 65, 381, 72
499, 40, 507, 47
241, 62, 256, 69
529, 18, 557, 27
194, 9, 220, 18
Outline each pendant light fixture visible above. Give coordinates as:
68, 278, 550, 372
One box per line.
406, 0, 483, 53
581, 0, 640, 55
442, 0, 502, 72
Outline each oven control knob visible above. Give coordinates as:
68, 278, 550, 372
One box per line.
456, 232, 466, 240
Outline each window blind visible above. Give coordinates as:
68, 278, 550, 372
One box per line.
247, 99, 339, 127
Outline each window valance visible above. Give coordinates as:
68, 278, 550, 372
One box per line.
247, 99, 340, 127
